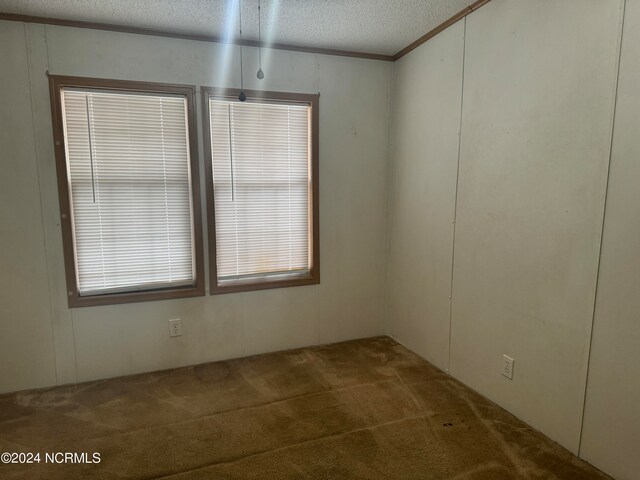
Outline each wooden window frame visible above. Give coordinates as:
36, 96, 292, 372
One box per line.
48, 75, 205, 308
201, 87, 320, 295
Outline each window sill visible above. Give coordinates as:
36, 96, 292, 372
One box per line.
211, 273, 319, 295
68, 283, 205, 308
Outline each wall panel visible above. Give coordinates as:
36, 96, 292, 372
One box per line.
0, 22, 391, 390
580, 0, 640, 478
386, 21, 464, 371
0, 21, 57, 392
449, 0, 623, 452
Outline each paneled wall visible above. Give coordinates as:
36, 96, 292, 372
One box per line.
580, 1, 640, 479
2, 1, 640, 479
0, 21, 58, 392
450, 0, 622, 453
0, 20, 391, 392
387, 1, 639, 478
386, 21, 464, 372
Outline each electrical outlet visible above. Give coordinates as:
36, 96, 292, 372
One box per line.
168, 318, 182, 338
502, 354, 514, 380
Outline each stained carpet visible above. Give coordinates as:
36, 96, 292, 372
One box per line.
0, 336, 610, 479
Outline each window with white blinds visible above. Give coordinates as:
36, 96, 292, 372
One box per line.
208, 97, 312, 284
61, 88, 196, 296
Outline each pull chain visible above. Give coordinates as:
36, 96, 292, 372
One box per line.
238, 0, 246, 101
257, 0, 264, 79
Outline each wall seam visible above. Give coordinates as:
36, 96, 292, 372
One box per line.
381, 58, 396, 335
315, 54, 321, 344
447, 17, 467, 375
23, 22, 59, 386
577, 0, 627, 458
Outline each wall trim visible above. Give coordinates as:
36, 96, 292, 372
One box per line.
0, 2, 493, 64
0, 12, 394, 62
393, 0, 491, 60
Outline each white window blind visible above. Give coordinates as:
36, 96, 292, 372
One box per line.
61, 88, 196, 295
209, 98, 311, 282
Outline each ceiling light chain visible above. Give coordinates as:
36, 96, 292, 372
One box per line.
257, 0, 264, 80
238, 0, 246, 101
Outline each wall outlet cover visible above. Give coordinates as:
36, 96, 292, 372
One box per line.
168, 318, 183, 338
502, 354, 514, 380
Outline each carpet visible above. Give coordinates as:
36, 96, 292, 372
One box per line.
0, 336, 611, 479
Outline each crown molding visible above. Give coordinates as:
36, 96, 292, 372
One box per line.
0, 12, 394, 62
1, 1, 492, 64
393, 0, 492, 60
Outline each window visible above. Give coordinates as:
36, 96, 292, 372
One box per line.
49, 76, 204, 307
202, 88, 319, 294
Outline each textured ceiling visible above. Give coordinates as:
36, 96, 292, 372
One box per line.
0, 0, 476, 55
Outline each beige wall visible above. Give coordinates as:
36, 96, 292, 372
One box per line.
386, 21, 464, 372
0, 21, 58, 392
450, 0, 622, 454
3, 2, 640, 479
0, 20, 391, 392
580, 0, 640, 479
387, 1, 638, 476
